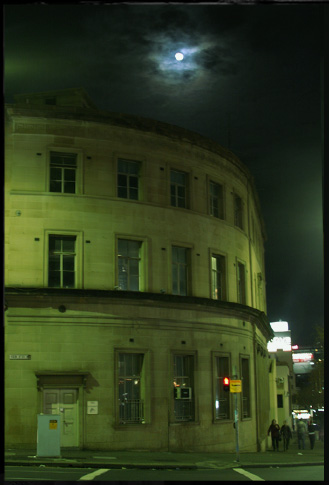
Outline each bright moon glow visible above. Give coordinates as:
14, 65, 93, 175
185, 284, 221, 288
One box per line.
175, 52, 184, 61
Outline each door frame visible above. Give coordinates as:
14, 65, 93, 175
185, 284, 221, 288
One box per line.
39, 384, 84, 449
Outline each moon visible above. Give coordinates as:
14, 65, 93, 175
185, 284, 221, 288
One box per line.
175, 52, 184, 61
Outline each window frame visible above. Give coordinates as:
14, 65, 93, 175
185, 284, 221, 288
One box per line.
209, 179, 224, 219
234, 193, 244, 230
115, 348, 150, 425
210, 252, 227, 301
171, 351, 196, 423
170, 169, 189, 209
240, 355, 251, 420
117, 158, 142, 201
47, 148, 83, 195
237, 259, 247, 305
115, 235, 147, 291
212, 352, 232, 422
44, 230, 83, 289
171, 245, 191, 296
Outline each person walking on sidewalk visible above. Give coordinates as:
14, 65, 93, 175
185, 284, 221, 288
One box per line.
268, 419, 280, 451
297, 419, 307, 450
308, 418, 318, 450
280, 420, 292, 451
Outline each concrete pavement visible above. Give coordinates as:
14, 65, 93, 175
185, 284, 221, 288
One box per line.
5, 438, 324, 470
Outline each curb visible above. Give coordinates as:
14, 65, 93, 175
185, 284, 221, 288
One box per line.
5, 459, 324, 470
240, 462, 325, 469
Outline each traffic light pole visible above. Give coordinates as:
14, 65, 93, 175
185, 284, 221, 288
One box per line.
233, 366, 240, 463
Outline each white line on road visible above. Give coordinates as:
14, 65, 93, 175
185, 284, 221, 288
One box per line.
79, 468, 109, 481
233, 468, 265, 481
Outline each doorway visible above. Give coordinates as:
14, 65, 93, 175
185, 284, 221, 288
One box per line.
43, 388, 79, 448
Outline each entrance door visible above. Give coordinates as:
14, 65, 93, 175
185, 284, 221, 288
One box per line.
43, 389, 79, 448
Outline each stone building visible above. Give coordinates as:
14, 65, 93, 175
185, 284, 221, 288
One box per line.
5, 88, 274, 452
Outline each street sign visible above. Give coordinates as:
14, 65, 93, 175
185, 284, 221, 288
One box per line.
230, 379, 242, 393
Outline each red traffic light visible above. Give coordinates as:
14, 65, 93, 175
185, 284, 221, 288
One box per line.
223, 377, 230, 391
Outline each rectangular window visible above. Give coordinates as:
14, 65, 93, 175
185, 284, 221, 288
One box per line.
210, 181, 224, 219
117, 159, 140, 200
173, 354, 194, 422
48, 235, 76, 288
237, 262, 246, 305
118, 239, 142, 291
170, 170, 187, 208
214, 356, 230, 420
241, 357, 251, 418
277, 394, 283, 408
118, 353, 144, 424
172, 246, 189, 296
211, 254, 226, 300
50, 151, 77, 194
234, 194, 243, 229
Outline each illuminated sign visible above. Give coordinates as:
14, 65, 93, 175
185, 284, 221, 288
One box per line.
267, 334, 291, 352
270, 321, 289, 332
292, 353, 313, 363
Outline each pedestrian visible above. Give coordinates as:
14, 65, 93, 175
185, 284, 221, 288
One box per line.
280, 420, 292, 451
268, 419, 280, 451
308, 418, 318, 450
297, 419, 307, 450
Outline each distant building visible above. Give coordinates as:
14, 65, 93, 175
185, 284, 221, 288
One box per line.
267, 321, 295, 428
5, 88, 274, 452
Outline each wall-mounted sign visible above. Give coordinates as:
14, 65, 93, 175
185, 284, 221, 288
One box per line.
49, 420, 58, 430
230, 380, 242, 393
9, 354, 31, 360
293, 353, 313, 363
87, 401, 98, 414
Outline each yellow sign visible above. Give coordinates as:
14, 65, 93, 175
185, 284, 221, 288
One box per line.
49, 420, 58, 430
230, 380, 242, 393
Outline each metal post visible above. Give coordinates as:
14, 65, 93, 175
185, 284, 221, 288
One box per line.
233, 365, 240, 462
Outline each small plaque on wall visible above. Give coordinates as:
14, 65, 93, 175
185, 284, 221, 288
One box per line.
9, 354, 31, 360
87, 401, 98, 414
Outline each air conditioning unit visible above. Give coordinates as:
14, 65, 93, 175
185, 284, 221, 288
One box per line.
174, 387, 192, 400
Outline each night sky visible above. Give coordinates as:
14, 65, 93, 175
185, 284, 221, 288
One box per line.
4, 4, 325, 346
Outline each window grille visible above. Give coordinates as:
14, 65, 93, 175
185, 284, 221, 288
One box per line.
173, 355, 194, 422
118, 353, 144, 424
241, 358, 251, 418
215, 356, 230, 420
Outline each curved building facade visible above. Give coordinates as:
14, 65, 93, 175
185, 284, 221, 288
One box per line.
5, 88, 273, 452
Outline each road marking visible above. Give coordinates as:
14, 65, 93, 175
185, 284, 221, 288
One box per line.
79, 468, 109, 481
233, 468, 265, 481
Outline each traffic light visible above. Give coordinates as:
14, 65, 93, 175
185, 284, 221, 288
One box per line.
223, 377, 230, 392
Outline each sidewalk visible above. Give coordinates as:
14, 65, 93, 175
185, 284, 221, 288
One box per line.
5, 439, 324, 470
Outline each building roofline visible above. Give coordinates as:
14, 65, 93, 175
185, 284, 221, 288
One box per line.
5, 97, 267, 240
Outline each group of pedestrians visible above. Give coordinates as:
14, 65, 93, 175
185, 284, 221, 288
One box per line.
296, 417, 318, 450
267, 418, 318, 452
268, 419, 292, 451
